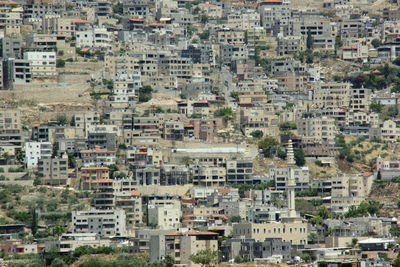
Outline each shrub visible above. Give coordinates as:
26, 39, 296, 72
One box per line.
314, 160, 323, 166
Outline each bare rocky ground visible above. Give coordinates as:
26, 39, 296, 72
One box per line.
0, 61, 103, 125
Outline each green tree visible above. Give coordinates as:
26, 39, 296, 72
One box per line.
108, 164, 119, 178
51, 258, 66, 267
277, 147, 287, 160
371, 38, 381, 48
189, 249, 218, 267
199, 30, 210, 40
229, 215, 241, 223
67, 152, 76, 168
294, 148, 305, 166
300, 253, 311, 262
369, 99, 382, 113
56, 59, 65, 68
390, 225, 400, 237
258, 137, 279, 158
279, 122, 297, 131
386, 106, 398, 118
351, 238, 358, 248
230, 92, 239, 102
317, 206, 331, 219
139, 85, 153, 103
56, 114, 68, 125
164, 255, 175, 267
200, 14, 209, 24
112, 2, 123, 14
250, 130, 263, 139
214, 107, 234, 121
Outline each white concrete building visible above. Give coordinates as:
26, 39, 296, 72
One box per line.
76, 28, 113, 50
72, 209, 127, 237
25, 141, 52, 168
148, 199, 182, 230
23, 51, 56, 78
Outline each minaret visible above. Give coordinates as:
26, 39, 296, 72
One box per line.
286, 139, 297, 219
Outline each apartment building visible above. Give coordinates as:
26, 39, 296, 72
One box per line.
226, 160, 253, 184
269, 163, 310, 190
148, 199, 182, 230
42, 15, 76, 37
330, 175, 367, 213
114, 190, 142, 228
79, 148, 116, 167
220, 44, 249, 65
87, 133, 116, 151
131, 165, 161, 185
297, 115, 337, 145
340, 20, 371, 39
246, 27, 269, 48
47, 233, 111, 253
2, 35, 23, 59
232, 222, 308, 245
23, 2, 64, 20
80, 167, 110, 190
237, 88, 269, 104
226, 11, 260, 30
193, 165, 226, 187
258, 0, 292, 32
23, 51, 57, 78
188, 118, 225, 142
221, 238, 292, 261
37, 154, 68, 186
270, 59, 304, 75
7, 58, 32, 85
312, 82, 352, 109
72, 209, 127, 237
239, 107, 279, 137
25, 141, 52, 168
198, 3, 222, 18
73, 111, 100, 136
108, 73, 141, 109
0, 109, 23, 149
93, 179, 142, 229
291, 17, 336, 51
215, 28, 246, 45
76, 28, 113, 50
160, 164, 190, 185
123, 0, 149, 17
370, 120, 400, 143
161, 230, 218, 266
277, 36, 305, 56
342, 41, 369, 62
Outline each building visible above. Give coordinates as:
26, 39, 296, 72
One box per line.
72, 209, 127, 237
80, 149, 116, 167
148, 199, 182, 230
329, 174, 367, 213
25, 141, 52, 168
269, 163, 310, 190
81, 167, 110, 190
0, 109, 23, 149
152, 230, 218, 266
297, 115, 337, 145
37, 154, 69, 186
226, 159, 254, 184
76, 28, 113, 50
46, 233, 111, 253
220, 238, 291, 262
258, 0, 292, 33
277, 36, 305, 56
193, 165, 226, 187
23, 51, 57, 79
232, 222, 308, 245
